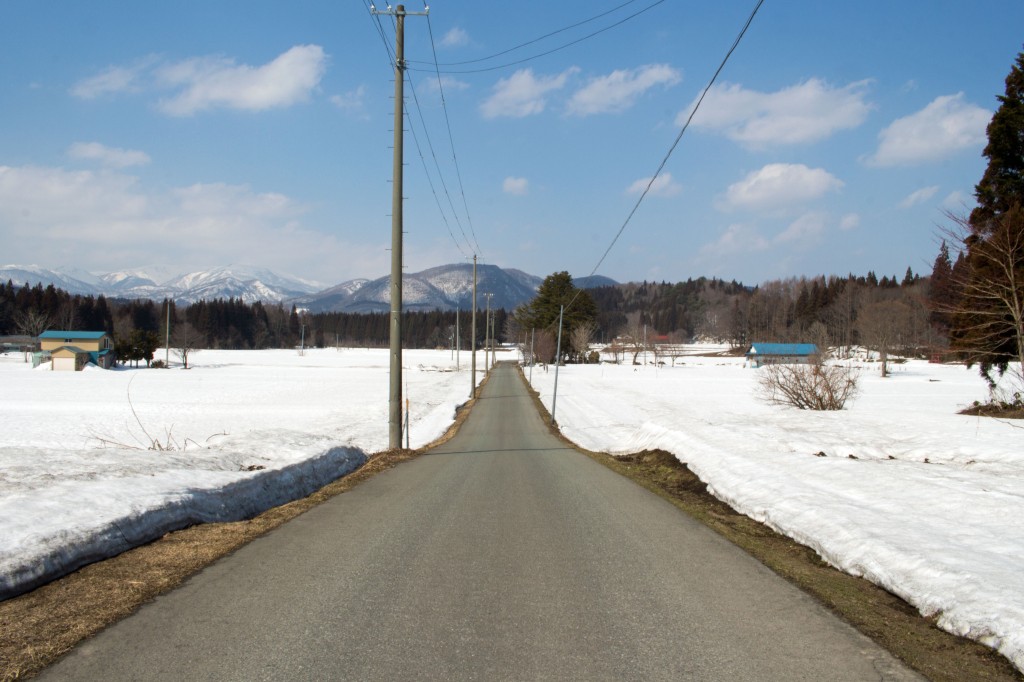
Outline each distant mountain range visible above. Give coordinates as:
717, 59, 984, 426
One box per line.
1, 263, 617, 312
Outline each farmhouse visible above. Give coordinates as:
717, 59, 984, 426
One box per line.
38, 330, 115, 371
745, 343, 818, 368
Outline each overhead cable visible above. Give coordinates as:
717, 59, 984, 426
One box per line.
408, 0, 667, 74
565, 0, 765, 313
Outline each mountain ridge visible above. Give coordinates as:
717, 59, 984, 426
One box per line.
1, 263, 617, 311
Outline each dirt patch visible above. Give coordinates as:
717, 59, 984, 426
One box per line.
960, 403, 1024, 419
0, 378, 486, 681
516, 364, 1022, 682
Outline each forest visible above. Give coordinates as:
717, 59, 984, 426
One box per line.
0, 260, 946, 365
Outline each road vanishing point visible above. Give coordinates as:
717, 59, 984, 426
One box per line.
41, 362, 921, 681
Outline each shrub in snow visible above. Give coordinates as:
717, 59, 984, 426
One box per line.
757, 358, 859, 410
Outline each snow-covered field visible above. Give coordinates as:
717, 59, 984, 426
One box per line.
4, 344, 1022, 672
529, 349, 1024, 673
0, 347, 478, 600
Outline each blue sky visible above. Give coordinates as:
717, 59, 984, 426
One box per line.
1, 1, 1022, 288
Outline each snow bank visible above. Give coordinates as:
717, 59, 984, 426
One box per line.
0, 348, 476, 600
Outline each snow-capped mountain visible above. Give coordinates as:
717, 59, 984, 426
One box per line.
0, 265, 99, 296
3, 263, 616, 310
299, 263, 548, 313
1, 264, 323, 305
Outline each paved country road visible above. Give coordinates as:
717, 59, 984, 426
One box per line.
41, 363, 922, 681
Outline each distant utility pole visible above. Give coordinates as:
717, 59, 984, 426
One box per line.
164, 299, 171, 367
484, 293, 493, 372
372, 3, 428, 449
471, 255, 477, 399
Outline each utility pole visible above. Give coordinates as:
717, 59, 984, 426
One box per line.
484, 293, 493, 373
164, 299, 170, 367
551, 305, 565, 424
529, 327, 535, 384
471, 255, 477, 399
456, 308, 460, 370
372, 3, 427, 449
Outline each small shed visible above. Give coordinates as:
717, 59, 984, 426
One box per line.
745, 343, 818, 368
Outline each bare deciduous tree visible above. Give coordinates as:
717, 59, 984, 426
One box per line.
856, 299, 913, 377
570, 320, 596, 363
757, 358, 859, 410
14, 308, 51, 338
171, 322, 203, 369
531, 329, 556, 367
944, 208, 1024, 389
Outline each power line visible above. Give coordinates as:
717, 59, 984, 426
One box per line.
564, 0, 765, 313
405, 73, 477, 258
409, 0, 642, 68
364, 1, 479, 260
409, 0, 666, 75
425, 12, 483, 257
404, 86, 469, 260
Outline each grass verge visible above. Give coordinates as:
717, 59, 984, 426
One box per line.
516, 364, 1021, 682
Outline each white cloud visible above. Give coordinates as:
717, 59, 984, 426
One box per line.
441, 27, 469, 48
423, 75, 470, 95
699, 223, 768, 257
898, 185, 940, 209
70, 56, 158, 99
839, 213, 860, 231
942, 190, 973, 211
67, 142, 151, 168
503, 177, 528, 195
775, 212, 827, 244
868, 93, 990, 166
0, 163, 386, 281
625, 173, 682, 197
331, 85, 366, 114
156, 45, 327, 116
684, 78, 873, 148
70, 47, 328, 116
720, 163, 843, 212
567, 64, 681, 116
480, 67, 578, 119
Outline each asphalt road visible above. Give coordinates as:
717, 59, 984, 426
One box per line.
41, 362, 921, 681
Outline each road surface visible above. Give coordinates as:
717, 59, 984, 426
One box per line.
41, 362, 921, 680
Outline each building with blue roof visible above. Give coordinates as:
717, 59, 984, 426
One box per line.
745, 343, 819, 368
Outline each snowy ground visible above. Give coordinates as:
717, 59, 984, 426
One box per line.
0, 347, 480, 600
528, 349, 1024, 673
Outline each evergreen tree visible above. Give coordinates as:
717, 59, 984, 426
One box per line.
971, 49, 1024, 231
953, 48, 1024, 380
514, 272, 598, 361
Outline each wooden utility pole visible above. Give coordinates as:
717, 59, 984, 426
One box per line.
372, 3, 427, 449
471, 255, 477, 398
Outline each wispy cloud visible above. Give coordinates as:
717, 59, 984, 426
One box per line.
70, 56, 159, 99
720, 163, 843, 212
157, 45, 327, 116
503, 176, 528, 195
440, 27, 469, 48
898, 185, 940, 209
331, 85, 367, 117
699, 223, 768, 257
67, 142, 151, 168
480, 67, 578, 119
567, 64, 681, 116
625, 173, 681, 197
839, 213, 860, 231
71, 46, 327, 116
0, 163, 387, 281
867, 93, 989, 166
775, 211, 827, 245
684, 78, 873, 148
